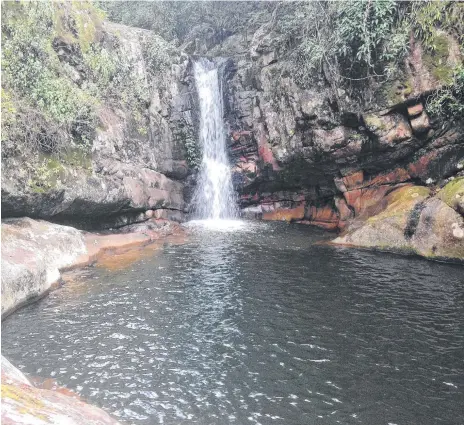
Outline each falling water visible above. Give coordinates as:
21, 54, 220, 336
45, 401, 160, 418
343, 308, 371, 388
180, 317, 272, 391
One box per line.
192, 59, 238, 222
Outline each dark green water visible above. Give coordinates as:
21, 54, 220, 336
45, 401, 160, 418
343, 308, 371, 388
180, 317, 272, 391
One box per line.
2, 221, 463, 424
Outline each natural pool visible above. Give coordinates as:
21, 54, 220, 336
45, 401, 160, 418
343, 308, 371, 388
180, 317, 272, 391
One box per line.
2, 222, 463, 425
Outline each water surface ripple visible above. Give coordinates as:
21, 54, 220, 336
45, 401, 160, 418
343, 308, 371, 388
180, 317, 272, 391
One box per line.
2, 222, 463, 424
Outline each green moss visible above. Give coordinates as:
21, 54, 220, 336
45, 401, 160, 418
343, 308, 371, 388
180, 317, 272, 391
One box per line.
384, 78, 413, 105
54, 1, 104, 53
423, 34, 454, 84
364, 114, 387, 131
367, 185, 430, 224
28, 156, 67, 193
61, 149, 93, 170
437, 177, 464, 210
388, 185, 430, 204
138, 126, 148, 136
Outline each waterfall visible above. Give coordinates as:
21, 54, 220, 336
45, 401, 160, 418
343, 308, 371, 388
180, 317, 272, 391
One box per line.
192, 59, 238, 221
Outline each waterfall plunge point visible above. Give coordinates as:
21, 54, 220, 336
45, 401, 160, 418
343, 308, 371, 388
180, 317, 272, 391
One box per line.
190, 59, 243, 231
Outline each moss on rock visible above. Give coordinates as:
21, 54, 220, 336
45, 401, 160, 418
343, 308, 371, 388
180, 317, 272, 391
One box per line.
423, 34, 454, 84
437, 177, 464, 213
367, 185, 430, 225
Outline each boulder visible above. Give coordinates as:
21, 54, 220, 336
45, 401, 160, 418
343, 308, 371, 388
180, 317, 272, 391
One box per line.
1, 356, 121, 425
1, 217, 184, 318
412, 198, 464, 259
333, 185, 430, 251
437, 177, 464, 215
333, 184, 464, 261
1, 218, 86, 318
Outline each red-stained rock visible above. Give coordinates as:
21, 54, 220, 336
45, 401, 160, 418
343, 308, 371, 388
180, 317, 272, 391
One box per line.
342, 171, 364, 191
294, 204, 340, 231
335, 168, 410, 193
343, 186, 393, 217
408, 151, 438, 180
306, 205, 338, 223
257, 125, 279, 171
407, 103, 424, 117
262, 204, 305, 222
343, 189, 363, 214
296, 220, 339, 231
368, 168, 411, 187
335, 197, 353, 222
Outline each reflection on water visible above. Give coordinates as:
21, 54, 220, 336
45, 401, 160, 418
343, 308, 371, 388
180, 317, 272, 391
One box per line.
2, 222, 463, 425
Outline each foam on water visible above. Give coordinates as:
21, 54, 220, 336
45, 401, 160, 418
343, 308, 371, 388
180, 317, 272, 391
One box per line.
185, 219, 249, 232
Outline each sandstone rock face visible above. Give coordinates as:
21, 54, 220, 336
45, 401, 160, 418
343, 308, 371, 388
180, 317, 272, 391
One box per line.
333, 185, 464, 261
182, 17, 464, 260
1, 356, 121, 425
1, 22, 195, 228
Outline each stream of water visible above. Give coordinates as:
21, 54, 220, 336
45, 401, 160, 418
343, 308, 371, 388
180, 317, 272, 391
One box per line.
192, 58, 237, 221
2, 223, 463, 425
194, 59, 237, 221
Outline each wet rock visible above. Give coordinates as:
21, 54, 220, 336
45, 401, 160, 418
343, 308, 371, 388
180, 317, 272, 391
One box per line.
1, 217, 185, 318
437, 177, 464, 215
1, 356, 121, 425
262, 204, 305, 222
1, 218, 86, 318
333, 184, 464, 261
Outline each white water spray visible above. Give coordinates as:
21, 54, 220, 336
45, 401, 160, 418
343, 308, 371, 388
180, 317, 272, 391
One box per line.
192, 59, 238, 223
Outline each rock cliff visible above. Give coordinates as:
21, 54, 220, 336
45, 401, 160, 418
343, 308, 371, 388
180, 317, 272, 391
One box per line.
184, 8, 464, 261
2, 14, 196, 229
2, 2, 463, 262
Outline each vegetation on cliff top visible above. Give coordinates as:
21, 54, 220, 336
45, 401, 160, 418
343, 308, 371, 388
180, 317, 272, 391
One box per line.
102, 0, 463, 115
1, 1, 175, 161
2, 0, 463, 168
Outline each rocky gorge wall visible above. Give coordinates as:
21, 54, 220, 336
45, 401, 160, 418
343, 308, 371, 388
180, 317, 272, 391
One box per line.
1, 5, 463, 423
185, 14, 464, 261
2, 3, 463, 261
2, 18, 197, 230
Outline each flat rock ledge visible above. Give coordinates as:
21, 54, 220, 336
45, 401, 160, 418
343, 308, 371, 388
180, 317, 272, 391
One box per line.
1, 216, 185, 319
1, 216, 186, 425
1, 356, 121, 425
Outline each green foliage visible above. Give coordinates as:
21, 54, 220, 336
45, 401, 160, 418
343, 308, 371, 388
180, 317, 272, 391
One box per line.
272, 1, 405, 89
426, 66, 464, 119
83, 45, 117, 88
273, 0, 462, 96
143, 35, 175, 77
99, 1, 271, 45
1, 1, 103, 154
1, 0, 176, 161
409, 1, 464, 51
27, 156, 66, 193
